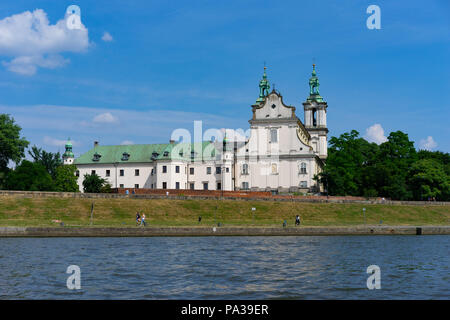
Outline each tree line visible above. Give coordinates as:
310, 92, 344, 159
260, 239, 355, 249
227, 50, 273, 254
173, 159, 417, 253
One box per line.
0, 114, 109, 193
316, 130, 450, 201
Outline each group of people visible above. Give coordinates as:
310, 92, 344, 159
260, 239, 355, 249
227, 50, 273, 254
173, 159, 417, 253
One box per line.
134, 212, 301, 227
283, 215, 301, 227
135, 212, 146, 226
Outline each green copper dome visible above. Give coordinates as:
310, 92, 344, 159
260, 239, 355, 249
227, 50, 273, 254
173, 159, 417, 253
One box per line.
63, 138, 74, 158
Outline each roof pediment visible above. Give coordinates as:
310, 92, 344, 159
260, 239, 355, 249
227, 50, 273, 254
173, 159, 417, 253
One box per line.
251, 91, 296, 121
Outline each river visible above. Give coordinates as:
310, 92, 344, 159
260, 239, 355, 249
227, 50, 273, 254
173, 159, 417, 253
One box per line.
0, 236, 448, 299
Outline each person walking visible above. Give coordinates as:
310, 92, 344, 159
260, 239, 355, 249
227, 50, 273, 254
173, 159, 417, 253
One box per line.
141, 213, 146, 226
295, 215, 301, 226
136, 212, 140, 226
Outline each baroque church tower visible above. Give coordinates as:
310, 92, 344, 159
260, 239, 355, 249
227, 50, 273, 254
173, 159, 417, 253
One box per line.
302, 64, 328, 160
62, 138, 75, 165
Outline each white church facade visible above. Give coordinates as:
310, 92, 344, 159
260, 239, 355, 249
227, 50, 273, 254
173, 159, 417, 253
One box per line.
64, 65, 329, 193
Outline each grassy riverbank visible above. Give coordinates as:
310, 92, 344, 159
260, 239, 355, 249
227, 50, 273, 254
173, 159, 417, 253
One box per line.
0, 195, 449, 227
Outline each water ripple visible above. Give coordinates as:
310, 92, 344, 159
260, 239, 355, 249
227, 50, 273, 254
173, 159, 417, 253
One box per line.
0, 236, 448, 299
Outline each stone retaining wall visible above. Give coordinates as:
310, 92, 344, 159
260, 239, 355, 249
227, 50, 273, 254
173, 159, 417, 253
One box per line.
0, 226, 448, 237
0, 190, 448, 206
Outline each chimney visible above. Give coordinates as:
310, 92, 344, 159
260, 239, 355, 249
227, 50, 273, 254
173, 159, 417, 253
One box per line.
94, 141, 99, 147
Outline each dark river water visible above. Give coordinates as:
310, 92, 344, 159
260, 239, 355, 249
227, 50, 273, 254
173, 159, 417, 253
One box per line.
0, 236, 448, 299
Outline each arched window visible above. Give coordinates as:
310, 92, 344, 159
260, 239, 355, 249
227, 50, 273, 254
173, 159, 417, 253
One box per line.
312, 109, 317, 127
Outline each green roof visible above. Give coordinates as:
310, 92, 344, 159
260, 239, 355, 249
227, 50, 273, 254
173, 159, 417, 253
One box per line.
74, 142, 218, 165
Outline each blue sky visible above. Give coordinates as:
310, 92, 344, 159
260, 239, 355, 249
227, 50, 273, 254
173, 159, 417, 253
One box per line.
0, 0, 449, 157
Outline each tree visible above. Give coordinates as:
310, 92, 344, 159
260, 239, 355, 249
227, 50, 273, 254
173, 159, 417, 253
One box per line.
6, 160, 54, 191
375, 131, 417, 200
417, 150, 450, 176
317, 130, 378, 196
28, 145, 62, 178
82, 173, 108, 193
54, 164, 79, 192
0, 114, 29, 172
409, 159, 450, 201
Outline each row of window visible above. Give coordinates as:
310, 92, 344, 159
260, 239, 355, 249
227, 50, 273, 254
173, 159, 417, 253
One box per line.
240, 181, 308, 190
240, 163, 308, 175
83, 169, 141, 177
161, 166, 227, 175
77, 163, 307, 179
118, 181, 308, 190
159, 182, 221, 190
119, 184, 140, 189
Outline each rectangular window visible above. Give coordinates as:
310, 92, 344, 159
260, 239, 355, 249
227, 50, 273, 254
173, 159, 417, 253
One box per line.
216, 166, 221, 174
203, 182, 208, 190
119, 184, 124, 188
106, 170, 110, 177
242, 182, 249, 190
176, 166, 180, 173
271, 163, 278, 174
135, 169, 139, 176
226, 167, 230, 173
134, 184, 139, 189
242, 164, 249, 175
162, 165, 167, 173
75, 170, 80, 177
176, 182, 180, 189
270, 129, 278, 143
300, 181, 308, 188
120, 169, 124, 176
206, 167, 211, 175
162, 182, 167, 189
151, 168, 154, 175
190, 167, 194, 175
217, 182, 221, 190
300, 163, 307, 174
190, 183, 195, 190
91, 170, 96, 175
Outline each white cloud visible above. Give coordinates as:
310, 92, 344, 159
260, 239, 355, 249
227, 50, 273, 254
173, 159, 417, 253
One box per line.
419, 136, 437, 151
121, 140, 134, 145
43, 136, 79, 147
93, 112, 118, 123
364, 123, 388, 145
2, 54, 69, 76
101, 32, 113, 42
0, 9, 89, 75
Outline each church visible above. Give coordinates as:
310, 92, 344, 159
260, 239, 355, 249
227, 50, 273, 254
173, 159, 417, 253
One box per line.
64, 65, 329, 193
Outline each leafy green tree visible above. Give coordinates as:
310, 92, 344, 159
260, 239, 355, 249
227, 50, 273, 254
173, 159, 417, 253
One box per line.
54, 164, 79, 192
28, 145, 62, 178
100, 183, 113, 193
0, 114, 29, 172
375, 131, 417, 200
417, 150, 450, 176
6, 160, 54, 191
409, 159, 449, 201
317, 130, 378, 196
82, 173, 108, 193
